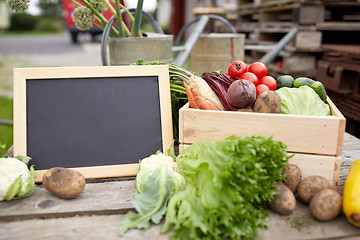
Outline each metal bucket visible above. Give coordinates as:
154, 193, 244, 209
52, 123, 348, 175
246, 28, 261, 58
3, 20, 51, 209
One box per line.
190, 33, 245, 74
108, 33, 173, 66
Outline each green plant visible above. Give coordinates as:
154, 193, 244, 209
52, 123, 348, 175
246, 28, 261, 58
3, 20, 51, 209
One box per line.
68, 0, 144, 38
10, 12, 40, 31
0, 97, 13, 156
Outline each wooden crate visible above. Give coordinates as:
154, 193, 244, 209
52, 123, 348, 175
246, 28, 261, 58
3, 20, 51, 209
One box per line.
179, 98, 346, 187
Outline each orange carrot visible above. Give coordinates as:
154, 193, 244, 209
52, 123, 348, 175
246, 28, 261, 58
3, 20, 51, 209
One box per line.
190, 87, 213, 110
204, 99, 220, 110
183, 81, 197, 108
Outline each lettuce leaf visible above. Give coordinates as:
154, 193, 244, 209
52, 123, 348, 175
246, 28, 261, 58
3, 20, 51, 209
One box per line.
276, 86, 330, 116
162, 136, 291, 240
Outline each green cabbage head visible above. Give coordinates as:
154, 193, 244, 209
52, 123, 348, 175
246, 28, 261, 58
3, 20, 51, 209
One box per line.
276, 86, 331, 116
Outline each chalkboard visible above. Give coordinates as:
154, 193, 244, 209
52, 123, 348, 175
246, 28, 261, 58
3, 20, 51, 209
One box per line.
13, 66, 173, 182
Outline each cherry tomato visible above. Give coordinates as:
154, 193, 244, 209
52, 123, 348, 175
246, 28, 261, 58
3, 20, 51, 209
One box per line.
256, 84, 270, 97
240, 72, 259, 87
259, 76, 277, 91
228, 61, 247, 79
248, 62, 268, 80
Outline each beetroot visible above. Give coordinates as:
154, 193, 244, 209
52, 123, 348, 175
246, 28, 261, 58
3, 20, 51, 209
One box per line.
227, 80, 256, 108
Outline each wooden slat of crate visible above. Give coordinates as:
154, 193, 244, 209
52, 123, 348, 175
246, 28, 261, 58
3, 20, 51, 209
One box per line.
295, 31, 322, 49
179, 143, 341, 187
179, 99, 345, 156
193, 7, 226, 17
316, 22, 360, 31
237, 0, 300, 15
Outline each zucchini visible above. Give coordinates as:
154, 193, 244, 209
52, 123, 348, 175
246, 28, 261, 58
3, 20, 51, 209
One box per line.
276, 75, 294, 89
293, 77, 315, 88
310, 81, 327, 102
343, 159, 360, 227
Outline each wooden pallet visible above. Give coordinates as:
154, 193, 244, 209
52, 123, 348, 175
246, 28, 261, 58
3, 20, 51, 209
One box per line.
317, 60, 360, 94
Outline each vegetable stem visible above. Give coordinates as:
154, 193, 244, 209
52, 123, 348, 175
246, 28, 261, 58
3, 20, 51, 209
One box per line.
131, 0, 144, 37
114, 0, 125, 37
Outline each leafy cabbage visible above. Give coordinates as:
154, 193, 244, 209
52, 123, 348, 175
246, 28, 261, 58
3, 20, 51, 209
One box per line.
276, 86, 331, 116
118, 153, 185, 236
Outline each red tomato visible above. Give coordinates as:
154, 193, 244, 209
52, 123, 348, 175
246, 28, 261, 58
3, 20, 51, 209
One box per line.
256, 84, 270, 97
239, 72, 259, 87
248, 62, 268, 80
259, 76, 277, 91
228, 61, 247, 79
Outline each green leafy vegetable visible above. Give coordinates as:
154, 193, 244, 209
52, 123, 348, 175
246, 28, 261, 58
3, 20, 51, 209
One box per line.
119, 153, 185, 236
276, 86, 331, 116
0, 157, 36, 201
161, 136, 291, 240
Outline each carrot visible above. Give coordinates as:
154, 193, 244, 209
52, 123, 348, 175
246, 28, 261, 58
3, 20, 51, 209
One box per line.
204, 99, 220, 110
188, 75, 224, 110
183, 82, 197, 109
190, 87, 217, 110
168, 64, 224, 110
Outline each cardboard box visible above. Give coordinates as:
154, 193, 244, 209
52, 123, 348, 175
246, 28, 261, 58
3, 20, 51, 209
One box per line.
179, 98, 346, 187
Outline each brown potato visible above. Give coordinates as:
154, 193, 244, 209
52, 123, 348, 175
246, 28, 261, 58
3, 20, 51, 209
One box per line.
297, 176, 331, 204
310, 188, 342, 221
269, 182, 296, 215
253, 91, 281, 114
282, 164, 302, 193
42, 167, 86, 199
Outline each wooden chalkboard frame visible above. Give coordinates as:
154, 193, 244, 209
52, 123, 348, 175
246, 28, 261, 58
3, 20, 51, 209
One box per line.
13, 65, 173, 182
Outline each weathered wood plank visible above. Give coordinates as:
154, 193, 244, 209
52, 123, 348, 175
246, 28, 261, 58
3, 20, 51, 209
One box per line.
339, 132, 360, 193
0, 181, 136, 221
0, 214, 172, 240
1, 200, 360, 240
255, 200, 360, 240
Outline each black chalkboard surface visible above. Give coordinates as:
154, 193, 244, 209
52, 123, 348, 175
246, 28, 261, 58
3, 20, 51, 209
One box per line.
13, 66, 173, 182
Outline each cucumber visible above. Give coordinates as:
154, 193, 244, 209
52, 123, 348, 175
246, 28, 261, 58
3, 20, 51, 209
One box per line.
276, 75, 294, 89
293, 77, 315, 88
310, 81, 327, 102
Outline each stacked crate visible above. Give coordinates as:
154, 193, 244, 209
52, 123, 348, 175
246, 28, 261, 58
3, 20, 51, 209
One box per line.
317, 44, 360, 138
219, 0, 360, 78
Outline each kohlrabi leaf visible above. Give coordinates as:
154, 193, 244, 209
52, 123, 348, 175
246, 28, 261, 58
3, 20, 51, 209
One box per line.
276, 86, 330, 116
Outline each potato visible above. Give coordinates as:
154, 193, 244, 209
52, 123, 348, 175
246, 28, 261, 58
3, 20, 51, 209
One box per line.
297, 176, 331, 204
236, 106, 254, 112
282, 164, 302, 193
42, 167, 86, 199
269, 182, 296, 215
253, 91, 281, 113
310, 188, 342, 221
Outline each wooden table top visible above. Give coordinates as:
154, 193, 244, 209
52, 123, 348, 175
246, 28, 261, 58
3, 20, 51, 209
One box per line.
1, 132, 360, 240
